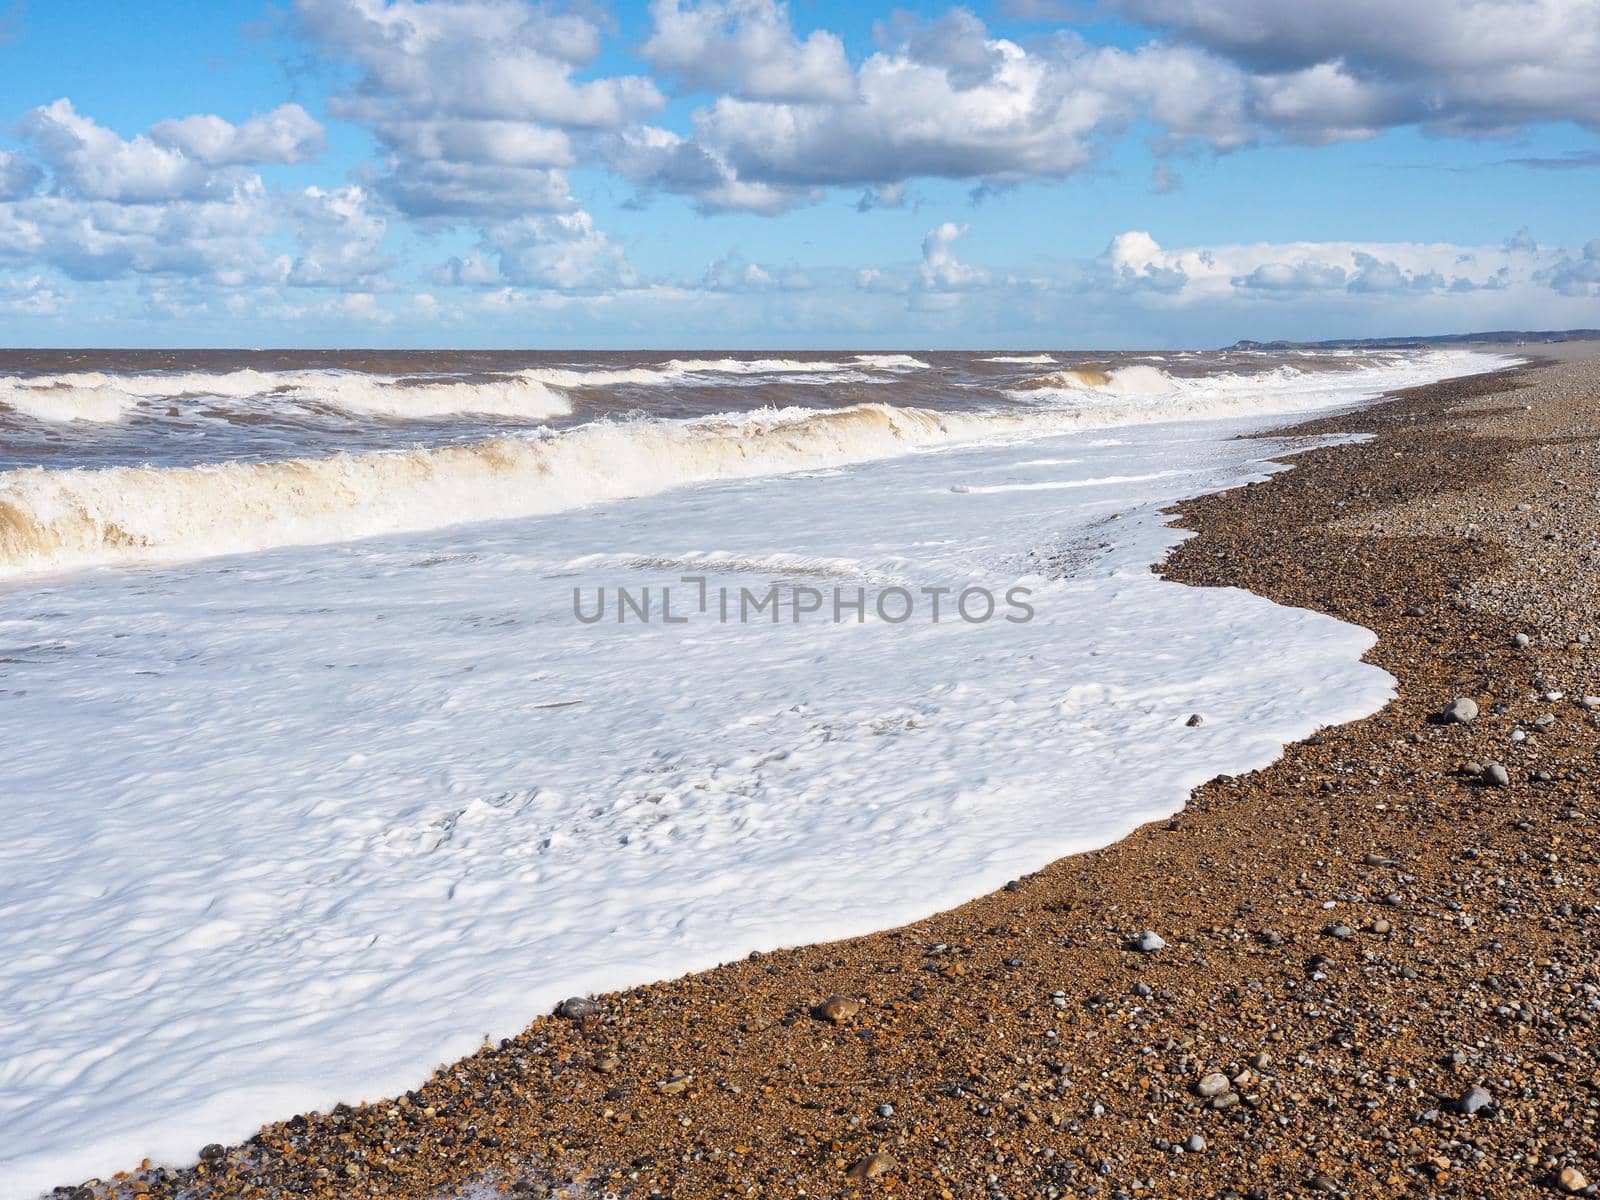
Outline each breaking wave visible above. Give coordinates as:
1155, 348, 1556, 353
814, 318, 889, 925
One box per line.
1014, 364, 1179, 395
662, 358, 846, 375
0, 347, 1505, 578
0, 378, 138, 424
0, 369, 572, 422
299, 374, 571, 419
0, 357, 916, 427
853, 354, 930, 370
982, 355, 1057, 365
0, 404, 1030, 576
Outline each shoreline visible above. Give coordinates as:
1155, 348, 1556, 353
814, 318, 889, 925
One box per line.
54, 347, 1600, 1200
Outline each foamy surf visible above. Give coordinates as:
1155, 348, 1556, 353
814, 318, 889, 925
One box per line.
0, 344, 1519, 1198
296, 373, 571, 419
0, 368, 574, 422
0, 404, 1016, 577
663, 357, 847, 374
0, 348, 1509, 579
853, 354, 930, 369
0, 375, 156, 423
1013, 363, 1177, 394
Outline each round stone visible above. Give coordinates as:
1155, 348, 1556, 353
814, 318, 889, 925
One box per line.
1196, 1072, 1230, 1098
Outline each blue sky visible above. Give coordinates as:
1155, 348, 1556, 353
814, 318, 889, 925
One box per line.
0, 0, 1597, 348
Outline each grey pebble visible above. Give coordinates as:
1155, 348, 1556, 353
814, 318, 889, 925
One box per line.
557, 996, 601, 1020
1457, 1085, 1494, 1116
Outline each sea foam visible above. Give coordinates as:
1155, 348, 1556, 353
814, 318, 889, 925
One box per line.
0, 349, 1504, 577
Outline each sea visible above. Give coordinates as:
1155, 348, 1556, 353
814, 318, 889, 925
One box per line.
0, 345, 1510, 1195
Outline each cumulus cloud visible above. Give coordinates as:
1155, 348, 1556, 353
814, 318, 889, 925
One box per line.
17, 99, 215, 202
0, 100, 385, 293
1097, 230, 1582, 304
616, 6, 1267, 212
283, 185, 393, 288
1234, 261, 1347, 291
437, 211, 637, 291
1504, 226, 1538, 254
699, 249, 776, 291
0, 149, 42, 200
0, 274, 64, 316
0, 187, 276, 283
919, 221, 986, 291
610, 0, 1600, 213
852, 220, 991, 308
295, 0, 662, 220
1115, 0, 1600, 135
150, 104, 325, 166
1543, 240, 1600, 296
641, 0, 854, 102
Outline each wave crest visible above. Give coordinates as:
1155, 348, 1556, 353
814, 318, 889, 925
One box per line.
1015, 364, 1179, 395
0, 404, 1021, 576
0, 369, 573, 423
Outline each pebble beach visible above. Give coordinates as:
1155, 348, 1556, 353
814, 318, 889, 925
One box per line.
50, 344, 1600, 1200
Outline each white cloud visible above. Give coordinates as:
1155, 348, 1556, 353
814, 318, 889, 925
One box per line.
1098, 230, 1573, 303
604, 124, 815, 214
615, 0, 1600, 212
437, 211, 637, 292
295, 0, 662, 220
919, 221, 986, 290
1543, 240, 1600, 296
0, 187, 277, 284
149, 104, 325, 166
17, 99, 214, 203
699, 249, 774, 291
0, 149, 42, 200
433, 251, 503, 286
336, 291, 391, 321
283, 185, 393, 289
0, 273, 64, 316
618, 10, 1257, 211
1234, 261, 1347, 291
384, 159, 578, 220
1115, 0, 1600, 135
641, 0, 854, 102
0, 101, 388, 294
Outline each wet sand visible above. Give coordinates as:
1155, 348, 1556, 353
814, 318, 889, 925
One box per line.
59, 346, 1600, 1200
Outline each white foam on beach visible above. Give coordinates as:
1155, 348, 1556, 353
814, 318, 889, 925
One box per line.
0, 348, 1511, 1197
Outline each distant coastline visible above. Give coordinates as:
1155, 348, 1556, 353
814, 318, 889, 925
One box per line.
1229, 326, 1600, 351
